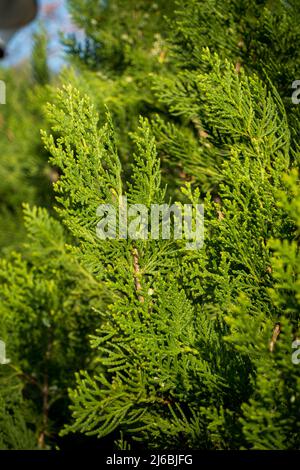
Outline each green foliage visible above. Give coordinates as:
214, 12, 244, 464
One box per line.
0, 398, 37, 449
0, 205, 105, 447
0, 0, 299, 451
42, 56, 299, 448
65, 0, 175, 74
0, 369, 37, 450
32, 25, 50, 86
0, 47, 55, 253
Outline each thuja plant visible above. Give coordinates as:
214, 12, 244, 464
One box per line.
59, 0, 300, 198
0, 205, 106, 448
149, 0, 300, 194
0, 0, 299, 451
61, 0, 176, 164
38, 42, 299, 448
0, 28, 55, 254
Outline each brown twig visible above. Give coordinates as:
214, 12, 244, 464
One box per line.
235, 39, 244, 74
9, 364, 42, 391
269, 323, 281, 352
38, 334, 52, 449
213, 195, 225, 221
132, 247, 144, 303
235, 61, 241, 74
191, 117, 210, 142
38, 373, 49, 449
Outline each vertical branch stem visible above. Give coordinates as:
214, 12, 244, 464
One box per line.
269, 323, 281, 352
38, 332, 52, 449
132, 247, 144, 303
